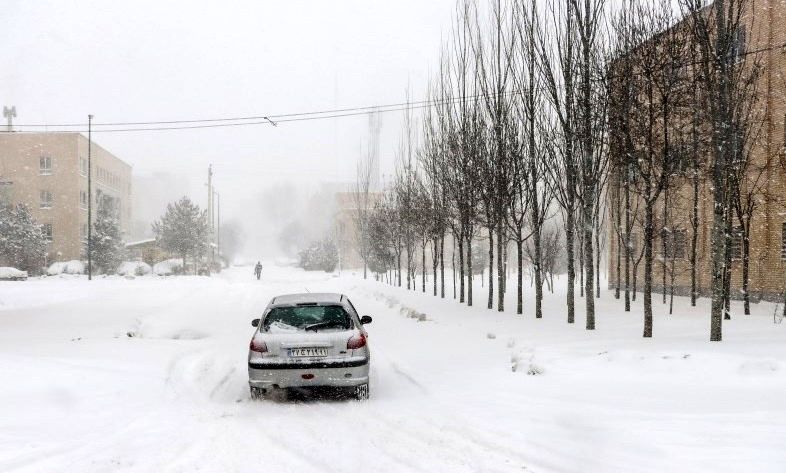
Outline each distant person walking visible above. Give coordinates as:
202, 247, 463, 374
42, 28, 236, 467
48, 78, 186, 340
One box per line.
254, 261, 263, 280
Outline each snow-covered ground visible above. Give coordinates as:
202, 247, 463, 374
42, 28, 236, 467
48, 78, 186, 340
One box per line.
0, 264, 784, 473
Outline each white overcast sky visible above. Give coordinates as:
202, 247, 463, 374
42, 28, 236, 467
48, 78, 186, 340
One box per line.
0, 0, 455, 229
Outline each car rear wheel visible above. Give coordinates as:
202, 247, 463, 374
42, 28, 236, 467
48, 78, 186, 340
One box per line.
250, 386, 265, 400
353, 383, 369, 401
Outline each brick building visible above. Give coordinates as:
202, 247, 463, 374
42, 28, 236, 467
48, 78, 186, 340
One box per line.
0, 132, 132, 263
608, 0, 786, 302
334, 191, 382, 271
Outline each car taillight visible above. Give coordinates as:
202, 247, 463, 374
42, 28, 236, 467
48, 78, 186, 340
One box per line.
249, 338, 267, 353
347, 333, 366, 349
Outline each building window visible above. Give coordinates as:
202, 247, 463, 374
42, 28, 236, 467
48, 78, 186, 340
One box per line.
663, 228, 687, 259
39, 156, 52, 175
80, 223, 88, 242
80, 190, 88, 209
42, 223, 53, 241
39, 190, 53, 209
781, 223, 786, 261
730, 226, 744, 260
79, 156, 88, 176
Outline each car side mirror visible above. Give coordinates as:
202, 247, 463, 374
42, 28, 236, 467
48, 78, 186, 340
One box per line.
360, 315, 372, 325
251, 318, 260, 327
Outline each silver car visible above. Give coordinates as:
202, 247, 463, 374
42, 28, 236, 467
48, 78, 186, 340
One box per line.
248, 293, 372, 400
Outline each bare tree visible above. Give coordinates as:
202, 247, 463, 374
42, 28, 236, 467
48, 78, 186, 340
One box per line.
537, 0, 580, 324
681, 0, 760, 341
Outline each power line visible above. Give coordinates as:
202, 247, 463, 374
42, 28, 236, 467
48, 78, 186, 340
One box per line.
8, 91, 516, 132
4, 103, 431, 133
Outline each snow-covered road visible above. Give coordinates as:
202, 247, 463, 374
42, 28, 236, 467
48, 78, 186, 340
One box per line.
1, 265, 784, 473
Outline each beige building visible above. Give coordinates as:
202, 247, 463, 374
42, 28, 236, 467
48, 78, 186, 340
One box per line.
334, 191, 382, 271
0, 132, 132, 263
608, 0, 786, 302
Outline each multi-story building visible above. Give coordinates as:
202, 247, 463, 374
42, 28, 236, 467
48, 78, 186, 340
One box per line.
607, 0, 786, 302
0, 132, 132, 263
334, 191, 382, 271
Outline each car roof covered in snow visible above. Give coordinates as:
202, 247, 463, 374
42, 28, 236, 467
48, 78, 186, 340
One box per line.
269, 293, 345, 306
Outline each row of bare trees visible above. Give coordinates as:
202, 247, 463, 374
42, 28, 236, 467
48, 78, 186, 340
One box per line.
354, 0, 607, 330
609, 0, 768, 340
355, 0, 772, 341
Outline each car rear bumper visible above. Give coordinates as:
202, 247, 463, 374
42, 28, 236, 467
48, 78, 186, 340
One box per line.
248, 357, 369, 388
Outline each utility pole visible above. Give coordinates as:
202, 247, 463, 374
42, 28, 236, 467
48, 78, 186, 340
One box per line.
215, 190, 220, 268
207, 165, 213, 275
87, 114, 93, 280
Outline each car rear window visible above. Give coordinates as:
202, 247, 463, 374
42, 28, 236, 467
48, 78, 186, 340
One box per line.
263, 305, 350, 331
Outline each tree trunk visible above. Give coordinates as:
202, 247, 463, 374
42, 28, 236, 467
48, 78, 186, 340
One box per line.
579, 236, 584, 299
691, 164, 700, 306
624, 175, 631, 312
432, 238, 438, 297
566, 209, 576, 324
643, 202, 654, 338
497, 221, 504, 312
466, 235, 473, 307
615, 176, 621, 300
595, 213, 601, 299
584, 203, 595, 330
440, 236, 446, 299
458, 235, 465, 303
406, 247, 411, 290
488, 227, 494, 309
517, 238, 523, 315
397, 252, 402, 287
662, 191, 668, 304
723, 224, 732, 320
452, 237, 457, 299
742, 220, 750, 315
422, 244, 426, 293
534, 230, 543, 320
669, 258, 676, 315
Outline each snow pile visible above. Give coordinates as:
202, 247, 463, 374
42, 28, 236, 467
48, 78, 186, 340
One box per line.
399, 306, 428, 321
46, 260, 84, 276
153, 258, 183, 276
116, 261, 152, 276
0, 267, 28, 280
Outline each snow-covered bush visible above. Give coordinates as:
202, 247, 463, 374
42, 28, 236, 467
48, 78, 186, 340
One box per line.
117, 261, 152, 276
0, 203, 47, 273
153, 258, 184, 276
91, 204, 125, 274
47, 260, 85, 276
297, 237, 338, 272
0, 267, 28, 280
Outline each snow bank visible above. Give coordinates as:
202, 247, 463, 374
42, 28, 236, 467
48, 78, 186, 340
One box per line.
0, 267, 28, 280
116, 261, 152, 276
153, 258, 183, 276
47, 260, 85, 276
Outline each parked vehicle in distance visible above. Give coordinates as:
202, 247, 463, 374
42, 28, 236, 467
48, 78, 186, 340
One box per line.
0, 267, 28, 281
248, 292, 372, 400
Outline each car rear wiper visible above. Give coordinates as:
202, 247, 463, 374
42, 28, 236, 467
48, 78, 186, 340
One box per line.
304, 321, 348, 332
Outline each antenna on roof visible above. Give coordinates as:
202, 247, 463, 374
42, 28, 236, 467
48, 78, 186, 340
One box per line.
304, 287, 310, 293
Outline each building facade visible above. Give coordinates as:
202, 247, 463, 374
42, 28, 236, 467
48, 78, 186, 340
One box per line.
0, 133, 132, 263
334, 191, 382, 271
608, 0, 786, 302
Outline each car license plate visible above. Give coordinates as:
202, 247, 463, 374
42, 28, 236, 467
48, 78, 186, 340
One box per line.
289, 348, 328, 358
